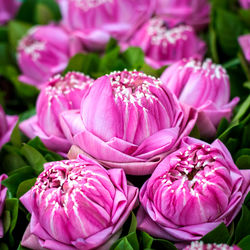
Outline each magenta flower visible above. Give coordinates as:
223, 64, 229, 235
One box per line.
19, 72, 94, 154
58, 0, 155, 50
17, 25, 82, 87
160, 58, 239, 138
137, 137, 250, 243
0, 0, 20, 25
20, 155, 138, 249
60, 70, 197, 175
183, 241, 241, 250
0, 174, 7, 238
0, 105, 18, 148
239, 0, 250, 8
155, 0, 210, 30
126, 18, 206, 68
238, 34, 250, 62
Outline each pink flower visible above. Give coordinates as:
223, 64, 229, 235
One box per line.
160, 58, 239, 138
19, 72, 94, 154
183, 241, 241, 250
0, 0, 20, 25
20, 155, 138, 249
137, 137, 250, 243
155, 0, 210, 30
239, 0, 250, 9
238, 34, 250, 62
60, 70, 197, 175
0, 105, 18, 148
0, 174, 7, 238
58, 0, 155, 50
126, 18, 206, 69
17, 24, 82, 87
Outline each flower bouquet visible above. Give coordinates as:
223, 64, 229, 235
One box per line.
0, 0, 249, 249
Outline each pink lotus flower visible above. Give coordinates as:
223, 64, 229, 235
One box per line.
238, 34, 250, 62
0, 174, 7, 238
20, 155, 138, 249
239, 0, 250, 8
0, 0, 20, 25
127, 18, 206, 69
155, 0, 210, 30
61, 70, 197, 175
160, 58, 239, 138
17, 24, 82, 87
184, 241, 241, 250
137, 137, 250, 243
0, 105, 18, 148
19, 72, 94, 154
58, 0, 155, 50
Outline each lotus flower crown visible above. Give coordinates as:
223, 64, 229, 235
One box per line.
108, 70, 162, 106
147, 18, 194, 46
70, 0, 113, 11
45, 72, 93, 103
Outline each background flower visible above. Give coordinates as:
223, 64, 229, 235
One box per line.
238, 34, 250, 62
126, 18, 206, 68
19, 72, 94, 154
0, 0, 20, 25
183, 241, 241, 250
20, 155, 138, 249
155, 0, 210, 30
57, 0, 155, 50
17, 24, 82, 87
0, 105, 18, 148
61, 70, 197, 175
0, 174, 7, 238
137, 137, 250, 243
160, 58, 239, 138
239, 0, 250, 9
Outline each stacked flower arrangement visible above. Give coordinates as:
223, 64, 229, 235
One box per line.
0, 0, 249, 249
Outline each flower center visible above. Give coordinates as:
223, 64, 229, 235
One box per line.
18, 30, 46, 61
71, 0, 113, 11
109, 70, 161, 106
182, 58, 228, 80
147, 18, 193, 46
160, 144, 223, 191
46, 73, 93, 97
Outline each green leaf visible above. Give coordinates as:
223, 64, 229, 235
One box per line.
236, 155, 250, 169
239, 9, 250, 28
243, 82, 250, 90
235, 205, 250, 243
10, 124, 22, 148
105, 38, 118, 52
208, 26, 219, 63
4, 198, 19, 246
99, 46, 121, 72
244, 192, 250, 209
21, 144, 46, 175
215, 8, 244, 57
7, 21, 32, 50
189, 124, 200, 139
152, 239, 177, 250
114, 237, 134, 250
1, 166, 34, 197
201, 223, 230, 244
64, 53, 100, 78
141, 231, 153, 248
238, 235, 250, 250
3, 210, 11, 234
0, 242, 8, 250
122, 47, 144, 70
16, 178, 36, 199
0, 43, 11, 66
128, 212, 137, 234
140, 63, 167, 78
19, 108, 36, 122
216, 118, 229, 137
35, 0, 61, 24
232, 95, 250, 122
17, 244, 30, 250
27, 137, 63, 161
16, 0, 37, 23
